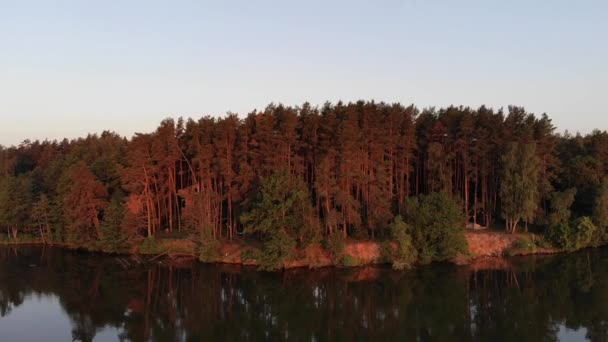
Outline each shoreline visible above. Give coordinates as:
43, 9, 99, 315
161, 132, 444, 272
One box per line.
0, 231, 568, 270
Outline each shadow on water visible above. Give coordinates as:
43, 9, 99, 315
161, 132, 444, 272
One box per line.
0, 246, 607, 341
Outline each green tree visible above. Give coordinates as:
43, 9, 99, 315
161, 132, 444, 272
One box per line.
382, 215, 417, 269
546, 216, 597, 251
2, 100, 608, 260
32, 194, 51, 243
99, 197, 127, 253
0, 174, 33, 240
403, 192, 467, 263
500, 142, 540, 233
197, 227, 221, 263
571, 217, 597, 249
240, 171, 318, 270
545, 221, 571, 250
47, 197, 65, 243
593, 177, 608, 244
547, 188, 577, 226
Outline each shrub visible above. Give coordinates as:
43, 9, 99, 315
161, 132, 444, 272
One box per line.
545, 216, 597, 251
403, 192, 468, 263
240, 248, 259, 262
237, 235, 295, 271
341, 255, 359, 267
197, 229, 221, 263
381, 215, 417, 269
139, 237, 163, 254
546, 221, 571, 250
325, 233, 346, 264
240, 171, 315, 271
99, 198, 128, 253
547, 188, 577, 226
506, 236, 537, 256
593, 177, 608, 245
572, 217, 597, 249
258, 230, 296, 271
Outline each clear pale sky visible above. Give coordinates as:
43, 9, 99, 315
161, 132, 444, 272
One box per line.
1, 0, 607, 146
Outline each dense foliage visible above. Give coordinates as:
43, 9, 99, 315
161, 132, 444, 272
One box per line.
403, 192, 468, 263
500, 142, 540, 233
381, 215, 417, 269
98, 197, 128, 253
545, 216, 598, 251
240, 172, 317, 270
0, 101, 607, 264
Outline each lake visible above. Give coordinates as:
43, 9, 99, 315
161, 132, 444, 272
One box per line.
0, 246, 606, 341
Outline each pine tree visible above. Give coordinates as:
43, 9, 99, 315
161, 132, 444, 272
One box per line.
1, 100, 607, 256
99, 197, 127, 253
240, 171, 318, 270
62, 163, 108, 246
547, 188, 577, 226
0, 174, 33, 240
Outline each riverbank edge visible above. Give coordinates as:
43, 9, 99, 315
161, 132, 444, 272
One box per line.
0, 231, 565, 269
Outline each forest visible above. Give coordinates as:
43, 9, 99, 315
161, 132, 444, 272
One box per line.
1, 101, 607, 269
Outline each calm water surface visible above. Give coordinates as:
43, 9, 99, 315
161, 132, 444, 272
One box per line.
0, 246, 607, 341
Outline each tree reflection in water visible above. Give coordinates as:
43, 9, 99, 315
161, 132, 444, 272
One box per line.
0, 247, 607, 341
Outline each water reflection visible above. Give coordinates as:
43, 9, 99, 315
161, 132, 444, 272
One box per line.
0, 247, 606, 341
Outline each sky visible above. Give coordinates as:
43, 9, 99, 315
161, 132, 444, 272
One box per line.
1, 0, 607, 146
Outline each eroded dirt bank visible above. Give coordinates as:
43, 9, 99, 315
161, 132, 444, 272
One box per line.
210, 231, 545, 269
466, 231, 518, 257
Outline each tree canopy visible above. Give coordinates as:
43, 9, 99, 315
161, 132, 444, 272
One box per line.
0, 101, 606, 261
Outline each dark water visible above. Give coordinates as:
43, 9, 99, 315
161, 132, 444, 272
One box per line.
0, 247, 607, 342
